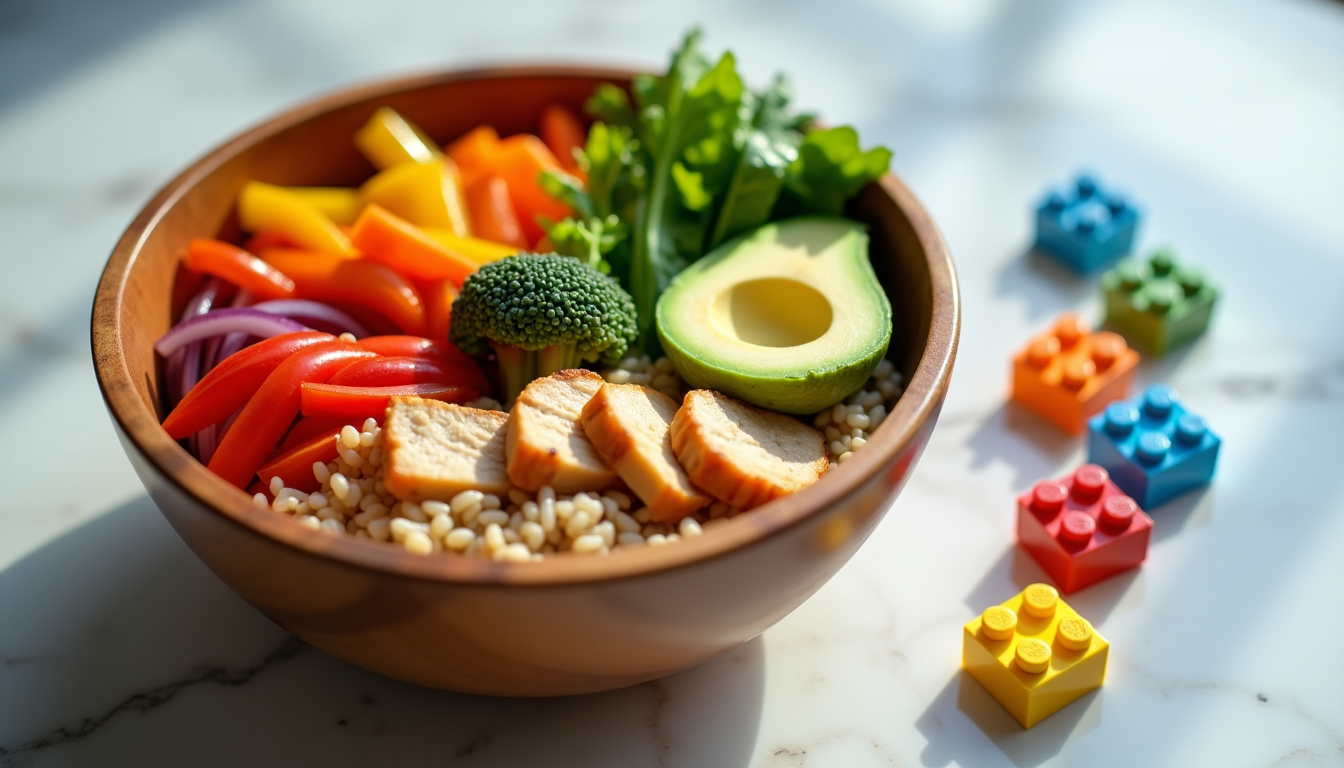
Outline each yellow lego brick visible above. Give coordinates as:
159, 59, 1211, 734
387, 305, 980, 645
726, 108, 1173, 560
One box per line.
961, 583, 1108, 728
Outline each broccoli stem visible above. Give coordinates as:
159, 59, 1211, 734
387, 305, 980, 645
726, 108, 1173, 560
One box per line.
493, 343, 580, 407
493, 344, 537, 409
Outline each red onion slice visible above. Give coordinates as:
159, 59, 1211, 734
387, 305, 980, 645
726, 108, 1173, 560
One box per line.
155, 308, 309, 357
250, 299, 371, 339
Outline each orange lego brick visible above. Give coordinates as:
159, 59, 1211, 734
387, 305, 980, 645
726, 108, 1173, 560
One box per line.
1011, 314, 1139, 434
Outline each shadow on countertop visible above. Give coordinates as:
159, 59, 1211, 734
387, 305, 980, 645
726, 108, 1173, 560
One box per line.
0, 496, 765, 767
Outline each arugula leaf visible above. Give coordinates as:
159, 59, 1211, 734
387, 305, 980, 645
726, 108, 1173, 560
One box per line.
775, 126, 893, 217
707, 127, 798, 249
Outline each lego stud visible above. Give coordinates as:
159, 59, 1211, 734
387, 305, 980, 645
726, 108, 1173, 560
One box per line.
1104, 403, 1139, 437
1043, 192, 1066, 212
1114, 260, 1145, 291
1057, 618, 1094, 652
1071, 465, 1108, 502
1022, 583, 1059, 618
1054, 314, 1088, 349
1059, 512, 1096, 546
981, 606, 1018, 641
1075, 175, 1097, 198
1143, 281, 1183, 315
1105, 195, 1127, 215
1090, 332, 1127, 372
1176, 414, 1208, 445
1061, 358, 1095, 390
1031, 481, 1069, 516
1015, 638, 1053, 674
1149, 249, 1175, 277
1100, 496, 1138, 530
1027, 336, 1060, 368
1176, 266, 1205, 296
1136, 431, 1172, 464
1142, 386, 1177, 418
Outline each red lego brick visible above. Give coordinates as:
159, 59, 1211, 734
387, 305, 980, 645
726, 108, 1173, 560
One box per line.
1010, 314, 1139, 434
1016, 464, 1152, 593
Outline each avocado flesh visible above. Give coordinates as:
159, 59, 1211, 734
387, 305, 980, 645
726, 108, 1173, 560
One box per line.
656, 217, 892, 414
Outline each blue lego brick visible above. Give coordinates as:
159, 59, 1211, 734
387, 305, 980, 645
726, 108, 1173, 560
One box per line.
1034, 174, 1140, 274
1087, 385, 1220, 508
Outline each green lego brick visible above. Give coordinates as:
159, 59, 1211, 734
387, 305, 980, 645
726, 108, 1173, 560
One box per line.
1102, 249, 1217, 356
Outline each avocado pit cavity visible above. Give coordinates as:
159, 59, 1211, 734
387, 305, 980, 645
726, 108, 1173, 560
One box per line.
710, 278, 833, 348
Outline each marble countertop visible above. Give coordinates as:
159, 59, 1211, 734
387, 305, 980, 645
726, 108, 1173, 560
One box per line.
2, 0, 1343, 765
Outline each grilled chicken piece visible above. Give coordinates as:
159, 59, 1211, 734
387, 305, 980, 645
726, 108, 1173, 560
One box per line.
506, 369, 621, 493
580, 383, 711, 522
384, 396, 510, 499
670, 389, 827, 510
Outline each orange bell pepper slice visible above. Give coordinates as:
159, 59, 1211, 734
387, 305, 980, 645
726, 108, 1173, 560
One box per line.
492, 135, 574, 245
208, 340, 376, 487
260, 248, 428, 336
183, 239, 297, 301
300, 382, 477, 421
540, 105, 588, 183
417, 277, 459, 342
349, 204, 478, 286
465, 176, 527, 249
257, 429, 342, 493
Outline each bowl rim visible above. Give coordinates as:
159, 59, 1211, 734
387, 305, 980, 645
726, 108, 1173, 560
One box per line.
92, 64, 960, 587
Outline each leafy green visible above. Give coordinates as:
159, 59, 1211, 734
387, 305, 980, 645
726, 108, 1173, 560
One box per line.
775, 126, 894, 218
540, 28, 892, 353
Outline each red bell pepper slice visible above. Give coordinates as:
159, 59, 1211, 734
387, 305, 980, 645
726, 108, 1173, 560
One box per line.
356, 335, 474, 366
257, 430, 343, 494
300, 382, 477, 421
261, 248, 428, 336
208, 340, 376, 488
328, 355, 489, 392
162, 331, 334, 439
184, 239, 297, 300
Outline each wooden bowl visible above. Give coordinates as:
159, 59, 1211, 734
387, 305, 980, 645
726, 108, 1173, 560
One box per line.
91, 67, 959, 696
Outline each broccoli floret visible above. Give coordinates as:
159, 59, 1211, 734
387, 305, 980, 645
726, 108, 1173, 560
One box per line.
449, 254, 638, 406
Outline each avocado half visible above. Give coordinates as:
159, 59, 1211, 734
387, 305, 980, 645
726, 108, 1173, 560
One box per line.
656, 217, 892, 415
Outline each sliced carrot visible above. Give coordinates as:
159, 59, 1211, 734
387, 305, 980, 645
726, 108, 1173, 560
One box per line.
446, 126, 503, 187
261, 248, 428, 336
540, 105, 588, 182
278, 414, 353, 454
466, 176, 527, 248
494, 135, 574, 245
349, 204, 478, 285
244, 230, 302, 254
184, 239, 297, 300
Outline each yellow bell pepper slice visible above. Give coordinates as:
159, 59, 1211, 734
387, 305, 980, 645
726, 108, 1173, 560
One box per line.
281, 187, 363, 226
354, 106, 442, 170
420, 227, 522, 266
238, 182, 356, 256
360, 157, 472, 237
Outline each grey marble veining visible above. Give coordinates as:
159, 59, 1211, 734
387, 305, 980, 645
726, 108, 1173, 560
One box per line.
2, 0, 1343, 765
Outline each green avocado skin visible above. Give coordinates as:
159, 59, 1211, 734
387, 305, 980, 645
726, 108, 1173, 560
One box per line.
656, 217, 892, 415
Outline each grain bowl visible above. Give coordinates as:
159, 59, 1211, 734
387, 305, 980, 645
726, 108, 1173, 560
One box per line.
92, 66, 959, 696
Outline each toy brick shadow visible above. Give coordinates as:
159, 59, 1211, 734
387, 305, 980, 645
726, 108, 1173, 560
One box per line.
0, 496, 765, 767
993, 248, 1096, 325
966, 402, 1080, 490
1145, 484, 1213, 544
915, 671, 1101, 768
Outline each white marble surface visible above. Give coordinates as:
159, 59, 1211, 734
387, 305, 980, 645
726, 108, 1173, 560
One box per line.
2, 0, 1343, 765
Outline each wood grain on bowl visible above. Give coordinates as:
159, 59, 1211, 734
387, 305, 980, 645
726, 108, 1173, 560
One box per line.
92, 67, 959, 695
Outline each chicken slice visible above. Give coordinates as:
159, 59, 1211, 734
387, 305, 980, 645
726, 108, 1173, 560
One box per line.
384, 396, 509, 499
506, 369, 621, 493
670, 389, 828, 510
580, 383, 711, 523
